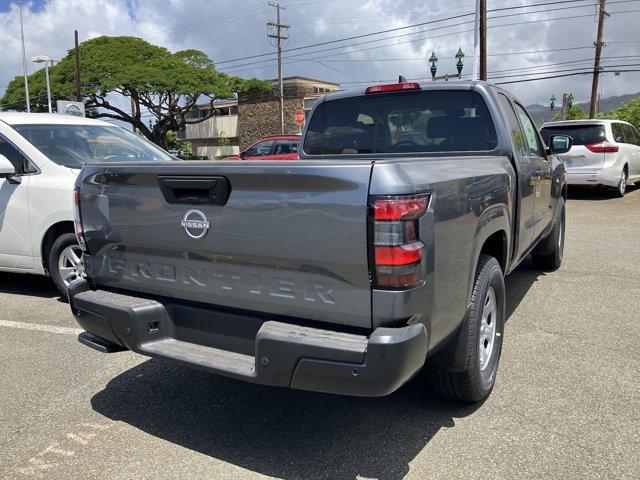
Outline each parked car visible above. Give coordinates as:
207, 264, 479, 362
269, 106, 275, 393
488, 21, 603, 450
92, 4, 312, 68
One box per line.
540, 119, 640, 196
69, 81, 568, 402
0, 113, 175, 296
226, 135, 300, 160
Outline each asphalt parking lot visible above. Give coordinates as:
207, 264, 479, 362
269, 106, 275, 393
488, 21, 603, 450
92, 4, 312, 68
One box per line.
1, 186, 639, 480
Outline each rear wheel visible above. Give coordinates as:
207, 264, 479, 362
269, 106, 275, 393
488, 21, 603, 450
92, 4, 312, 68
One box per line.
428, 255, 505, 402
615, 167, 628, 197
48, 233, 84, 298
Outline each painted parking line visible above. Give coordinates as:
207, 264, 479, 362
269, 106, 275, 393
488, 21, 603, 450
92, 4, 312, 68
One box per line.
0, 319, 82, 335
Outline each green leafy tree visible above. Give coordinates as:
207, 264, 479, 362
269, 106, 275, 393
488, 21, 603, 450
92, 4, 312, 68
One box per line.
166, 130, 192, 156
599, 97, 640, 130
552, 105, 587, 121
0, 36, 272, 148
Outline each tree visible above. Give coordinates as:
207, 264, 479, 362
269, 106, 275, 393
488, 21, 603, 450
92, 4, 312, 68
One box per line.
166, 130, 192, 156
0, 36, 272, 148
600, 97, 640, 131
552, 105, 587, 121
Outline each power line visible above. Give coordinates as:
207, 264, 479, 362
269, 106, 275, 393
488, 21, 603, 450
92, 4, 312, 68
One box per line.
494, 68, 640, 84
140, 2, 268, 39
215, 11, 477, 66
221, 7, 640, 75
219, 5, 640, 74
215, 0, 638, 67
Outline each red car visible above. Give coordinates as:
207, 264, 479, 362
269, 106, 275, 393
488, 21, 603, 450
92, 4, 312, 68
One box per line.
227, 135, 300, 160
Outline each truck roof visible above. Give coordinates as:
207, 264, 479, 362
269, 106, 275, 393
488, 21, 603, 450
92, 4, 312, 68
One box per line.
0, 112, 113, 127
541, 119, 632, 127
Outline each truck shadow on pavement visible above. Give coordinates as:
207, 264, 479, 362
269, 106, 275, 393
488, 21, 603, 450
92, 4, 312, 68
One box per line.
90, 263, 541, 480
91, 360, 480, 480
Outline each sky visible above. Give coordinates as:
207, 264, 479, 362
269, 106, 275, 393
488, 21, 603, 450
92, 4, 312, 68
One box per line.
1, 0, 640, 109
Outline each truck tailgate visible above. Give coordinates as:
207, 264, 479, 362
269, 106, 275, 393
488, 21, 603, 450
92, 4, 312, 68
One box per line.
78, 161, 374, 328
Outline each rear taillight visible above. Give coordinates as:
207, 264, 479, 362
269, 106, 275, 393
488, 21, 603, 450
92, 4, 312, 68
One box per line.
370, 194, 429, 289
73, 189, 87, 252
586, 141, 619, 153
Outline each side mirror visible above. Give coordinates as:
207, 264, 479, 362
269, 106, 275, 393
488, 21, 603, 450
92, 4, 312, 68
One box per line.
0, 154, 16, 176
239, 150, 247, 159
549, 134, 573, 155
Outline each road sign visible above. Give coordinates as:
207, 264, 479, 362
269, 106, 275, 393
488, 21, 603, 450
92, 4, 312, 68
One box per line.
294, 109, 305, 126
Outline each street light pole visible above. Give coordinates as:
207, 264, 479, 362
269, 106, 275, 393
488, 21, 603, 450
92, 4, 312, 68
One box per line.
18, 2, 31, 113
43, 62, 51, 113
32, 55, 52, 113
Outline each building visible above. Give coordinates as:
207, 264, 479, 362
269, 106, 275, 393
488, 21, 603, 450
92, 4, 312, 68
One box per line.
182, 76, 340, 158
183, 100, 239, 159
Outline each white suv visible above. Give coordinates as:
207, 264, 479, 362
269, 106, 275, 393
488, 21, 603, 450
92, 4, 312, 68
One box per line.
0, 113, 174, 296
540, 119, 640, 197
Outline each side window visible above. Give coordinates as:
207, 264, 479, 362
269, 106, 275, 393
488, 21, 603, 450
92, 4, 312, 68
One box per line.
622, 124, 637, 145
514, 103, 543, 156
0, 135, 37, 175
244, 140, 274, 157
273, 140, 298, 155
497, 94, 528, 160
611, 123, 625, 143
631, 126, 640, 146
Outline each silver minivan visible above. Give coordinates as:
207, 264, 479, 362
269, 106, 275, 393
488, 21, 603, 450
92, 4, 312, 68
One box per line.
540, 120, 640, 196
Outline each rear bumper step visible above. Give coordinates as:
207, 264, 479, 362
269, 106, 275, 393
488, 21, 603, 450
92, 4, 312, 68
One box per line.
68, 279, 428, 397
78, 331, 127, 353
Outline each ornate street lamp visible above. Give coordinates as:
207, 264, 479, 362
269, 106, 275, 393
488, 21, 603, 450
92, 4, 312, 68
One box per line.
428, 51, 438, 80
455, 47, 465, 79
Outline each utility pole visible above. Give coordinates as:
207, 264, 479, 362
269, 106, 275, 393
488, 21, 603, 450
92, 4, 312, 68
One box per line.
19, 2, 30, 113
74, 30, 81, 102
473, 0, 480, 80
267, 2, 289, 134
589, 0, 608, 118
479, 0, 487, 80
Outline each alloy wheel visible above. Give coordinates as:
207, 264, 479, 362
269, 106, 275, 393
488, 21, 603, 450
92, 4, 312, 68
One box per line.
620, 170, 627, 196
58, 245, 84, 286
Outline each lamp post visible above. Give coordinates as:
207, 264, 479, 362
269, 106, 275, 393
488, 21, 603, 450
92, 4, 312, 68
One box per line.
428, 48, 465, 81
455, 48, 465, 79
428, 52, 438, 80
32, 55, 52, 113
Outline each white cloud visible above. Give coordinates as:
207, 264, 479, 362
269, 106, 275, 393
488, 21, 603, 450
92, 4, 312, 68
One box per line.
1, 0, 639, 107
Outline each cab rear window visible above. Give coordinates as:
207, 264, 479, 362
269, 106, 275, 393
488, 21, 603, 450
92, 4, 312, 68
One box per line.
303, 90, 498, 155
540, 125, 605, 146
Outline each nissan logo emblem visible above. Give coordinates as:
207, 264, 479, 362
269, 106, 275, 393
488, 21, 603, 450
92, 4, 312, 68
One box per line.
181, 209, 210, 239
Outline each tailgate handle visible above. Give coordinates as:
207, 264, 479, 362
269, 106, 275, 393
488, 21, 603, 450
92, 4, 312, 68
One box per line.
157, 176, 230, 206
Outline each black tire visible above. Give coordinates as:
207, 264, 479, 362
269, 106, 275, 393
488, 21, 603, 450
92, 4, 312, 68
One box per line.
428, 255, 505, 402
48, 232, 83, 299
532, 196, 566, 271
614, 167, 628, 198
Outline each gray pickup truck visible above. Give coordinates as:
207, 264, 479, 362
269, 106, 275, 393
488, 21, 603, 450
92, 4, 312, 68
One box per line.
69, 81, 570, 401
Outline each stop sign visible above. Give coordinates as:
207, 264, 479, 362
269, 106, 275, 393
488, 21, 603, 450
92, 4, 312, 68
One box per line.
294, 109, 305, 126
